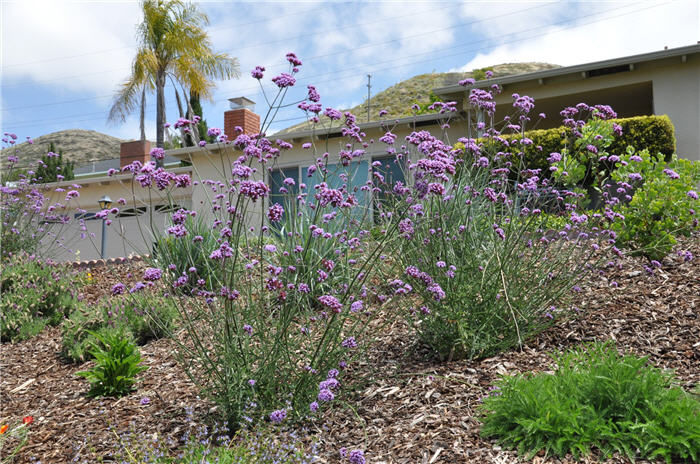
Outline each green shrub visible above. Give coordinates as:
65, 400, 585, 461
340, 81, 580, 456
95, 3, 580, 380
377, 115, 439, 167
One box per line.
484, 114, 675, 182
76, 329, 147, 397
0, 255, 84, 342
479, 342, 700, 463
61, 291, 178, 363
610, 148, 700, 260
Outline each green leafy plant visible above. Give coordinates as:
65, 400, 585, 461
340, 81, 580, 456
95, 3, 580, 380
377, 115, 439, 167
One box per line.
61, 291, 178, 363
0, 416, 32, 464
480, 342, 700, 463
610, 147, 700, 260
1, 255, 84, 342
76, 329, 148, 397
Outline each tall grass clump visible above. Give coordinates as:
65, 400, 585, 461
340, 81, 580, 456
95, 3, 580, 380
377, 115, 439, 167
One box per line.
385, 88, 620, 360
480, 342, 700, 463
115, 54, 400, 429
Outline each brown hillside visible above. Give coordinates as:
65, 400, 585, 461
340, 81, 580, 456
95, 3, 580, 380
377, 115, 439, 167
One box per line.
1, 129, 124, 171
278, 62, 559, 134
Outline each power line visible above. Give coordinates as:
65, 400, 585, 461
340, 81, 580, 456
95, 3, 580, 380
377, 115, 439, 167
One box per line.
0, 3, 547, 101
1, 1, 676, 131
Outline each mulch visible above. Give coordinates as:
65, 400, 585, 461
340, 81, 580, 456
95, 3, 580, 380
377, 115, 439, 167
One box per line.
1, 234, 698, 464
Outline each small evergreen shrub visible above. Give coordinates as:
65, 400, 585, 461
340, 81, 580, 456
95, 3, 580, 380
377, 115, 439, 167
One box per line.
1, 255, 83, 342
76, 329, 147, 397
485, 114, 675, 183
479, 342, 700, 463
610, 148, 700, 260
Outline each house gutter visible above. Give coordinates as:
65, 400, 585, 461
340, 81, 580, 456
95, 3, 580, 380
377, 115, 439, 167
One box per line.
434, 43, 700, 96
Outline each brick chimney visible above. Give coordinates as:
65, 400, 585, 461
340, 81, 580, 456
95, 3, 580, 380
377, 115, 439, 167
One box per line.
224, 97, 260, 139
120, 140, 151, 168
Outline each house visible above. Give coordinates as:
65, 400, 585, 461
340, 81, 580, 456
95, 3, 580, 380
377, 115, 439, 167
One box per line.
40, 44, 700, 262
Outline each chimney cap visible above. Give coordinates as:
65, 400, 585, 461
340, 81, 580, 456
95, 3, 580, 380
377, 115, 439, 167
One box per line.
229, 97, 256, 111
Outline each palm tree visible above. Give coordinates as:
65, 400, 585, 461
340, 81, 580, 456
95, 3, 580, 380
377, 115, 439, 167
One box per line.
108, 0, 239, 151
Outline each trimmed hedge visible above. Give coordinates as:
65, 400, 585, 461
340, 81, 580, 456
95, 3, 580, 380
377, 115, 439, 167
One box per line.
480, 115, 676, 178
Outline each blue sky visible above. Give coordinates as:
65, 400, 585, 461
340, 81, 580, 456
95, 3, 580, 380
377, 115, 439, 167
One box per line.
1, 0, 698, 143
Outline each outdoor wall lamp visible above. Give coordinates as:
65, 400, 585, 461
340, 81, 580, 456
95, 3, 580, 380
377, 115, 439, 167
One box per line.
98, 195, 112, 259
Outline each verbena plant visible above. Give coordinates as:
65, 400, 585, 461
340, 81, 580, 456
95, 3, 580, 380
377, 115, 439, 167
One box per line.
387, 88, 619, 360
1, 136, 84, 261
76, 328, 148, 397
479, 342, 700, 463
114, 54, 401, 428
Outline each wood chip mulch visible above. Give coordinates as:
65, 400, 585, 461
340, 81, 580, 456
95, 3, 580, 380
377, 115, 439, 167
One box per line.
1, 234, 698, 464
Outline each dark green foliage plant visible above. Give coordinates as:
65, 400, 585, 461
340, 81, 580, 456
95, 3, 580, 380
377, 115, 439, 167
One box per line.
484, 115, 675, 184
610, 148, 700, 260
35, 142, 74, 183
0, 255, 83, 342
479, 342, 700, 463
76, 329, 148, 397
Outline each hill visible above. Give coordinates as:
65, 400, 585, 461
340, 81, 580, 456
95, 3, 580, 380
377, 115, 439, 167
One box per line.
278, 62, 560, 134
1, 129, 124, 171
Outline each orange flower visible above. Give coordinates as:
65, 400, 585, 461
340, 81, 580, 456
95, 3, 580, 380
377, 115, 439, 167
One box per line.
23, 416, 33, 425
0, 424, 8, 434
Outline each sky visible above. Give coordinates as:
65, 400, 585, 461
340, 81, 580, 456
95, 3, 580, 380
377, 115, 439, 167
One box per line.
1, 0, 698, 149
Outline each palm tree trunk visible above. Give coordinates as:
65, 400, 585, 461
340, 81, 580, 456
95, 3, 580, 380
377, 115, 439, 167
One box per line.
139, 87, 146, 141
156, 69, 166, 166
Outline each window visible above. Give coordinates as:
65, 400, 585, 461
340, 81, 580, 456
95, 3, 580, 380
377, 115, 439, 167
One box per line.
372, 155, 406, 222
154, 203, 183, 213
74, 212, 98, 221
116, 206, 147, 218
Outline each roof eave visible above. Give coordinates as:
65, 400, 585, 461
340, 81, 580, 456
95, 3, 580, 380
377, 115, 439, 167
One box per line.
434, 43, 700, 96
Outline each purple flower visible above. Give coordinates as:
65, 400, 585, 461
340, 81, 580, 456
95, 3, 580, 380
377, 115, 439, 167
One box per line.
248, 379, 256, 386
687, 190, 698, 200
243, 324, 253, 335
272, 73, 296, 88
318, 294, 342, 312
264, 244, 277, 253
350, 300, 363, 312
349, 450, 366, 464
251, 66, 265, 79
663, 168, 680, 179
318, 389, 334, 402
307, 85, 320, 102
111, 283, 126, 295
458, 78, 475, 86
267, 203, 284, 222
149, 147, 165, 160
341, 337, 357, 348
310, 401, 319, 412
286, 52, 302, 66
143, 267, 162, 282
140, 397, 150, 405
269, 409, 287, 423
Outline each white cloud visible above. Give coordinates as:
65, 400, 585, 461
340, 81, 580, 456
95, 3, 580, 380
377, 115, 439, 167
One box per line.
454, 0, 698, 71
1, 0, 140, 95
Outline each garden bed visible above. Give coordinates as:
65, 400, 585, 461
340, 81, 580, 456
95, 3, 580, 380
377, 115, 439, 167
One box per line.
1, 235, 698, 463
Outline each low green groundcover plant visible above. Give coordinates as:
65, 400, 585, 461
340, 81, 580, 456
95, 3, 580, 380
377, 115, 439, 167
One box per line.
1, 254, 84, 342
479, 342, 700, 463
76, 328, 148, 397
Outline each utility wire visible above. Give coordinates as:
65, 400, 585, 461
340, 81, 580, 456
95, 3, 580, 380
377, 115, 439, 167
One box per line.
1, 1, 676, 131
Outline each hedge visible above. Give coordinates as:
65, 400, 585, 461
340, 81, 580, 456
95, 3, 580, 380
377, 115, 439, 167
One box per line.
478, 115, 676, 179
